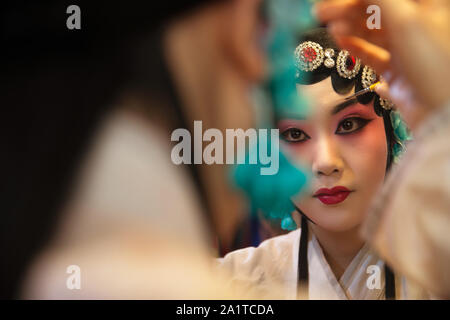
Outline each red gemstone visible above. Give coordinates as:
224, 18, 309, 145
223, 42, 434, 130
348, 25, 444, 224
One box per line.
346, 56, 356, 70
302, 47, 317, 63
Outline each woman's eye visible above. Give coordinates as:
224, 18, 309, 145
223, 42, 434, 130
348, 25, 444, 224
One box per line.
336, 117, 370, 134
281, 128, 310, 142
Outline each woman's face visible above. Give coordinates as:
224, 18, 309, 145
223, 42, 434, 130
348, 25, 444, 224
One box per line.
277, 77, 388, 232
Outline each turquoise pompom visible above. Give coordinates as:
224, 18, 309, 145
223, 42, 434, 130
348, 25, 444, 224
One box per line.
281, 215, 298, 231
231, 136, 309, 230
391, 111, 412, 142
390, 110, 413, 162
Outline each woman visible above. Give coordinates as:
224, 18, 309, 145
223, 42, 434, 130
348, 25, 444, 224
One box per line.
217, 28, 420, 300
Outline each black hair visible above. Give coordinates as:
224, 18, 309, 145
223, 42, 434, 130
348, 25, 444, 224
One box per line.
295, 28, 395, 169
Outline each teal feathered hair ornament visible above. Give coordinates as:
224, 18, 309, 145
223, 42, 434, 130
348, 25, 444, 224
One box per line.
230, 0, 317, 231
390, 110, 413, 163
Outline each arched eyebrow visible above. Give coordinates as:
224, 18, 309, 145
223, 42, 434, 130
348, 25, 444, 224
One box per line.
331, 98, 358, 115
275, 97, 360, 122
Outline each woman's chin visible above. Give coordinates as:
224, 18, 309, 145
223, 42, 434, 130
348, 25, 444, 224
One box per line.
315, 220, 362, 233
303, 207, 364, 233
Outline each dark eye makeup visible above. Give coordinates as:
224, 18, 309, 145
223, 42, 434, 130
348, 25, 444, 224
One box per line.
335, 117, 372, 135
280, 128, 310, 143
280, 116, 372, 143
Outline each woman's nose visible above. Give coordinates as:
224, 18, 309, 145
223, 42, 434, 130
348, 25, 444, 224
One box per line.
312, 137, 344, 177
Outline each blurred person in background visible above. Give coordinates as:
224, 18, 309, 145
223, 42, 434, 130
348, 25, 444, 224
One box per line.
0, 0, 271, 299
315, 0, 450, 298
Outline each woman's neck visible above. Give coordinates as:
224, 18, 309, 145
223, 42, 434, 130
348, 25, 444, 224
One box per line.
309, 222, 365, 280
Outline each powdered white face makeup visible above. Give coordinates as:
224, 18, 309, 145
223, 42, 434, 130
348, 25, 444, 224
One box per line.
277, 77, 388, 232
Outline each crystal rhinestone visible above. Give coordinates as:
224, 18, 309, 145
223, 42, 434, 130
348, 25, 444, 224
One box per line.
380, 98, 394, 110
302, 47, 317, 63
295, 41, 325, 72
324, 58, 335, 68
346, 56, 356, 70
362, 65, 379, 88
324, 48, 335, 58
336, 50, 361, 79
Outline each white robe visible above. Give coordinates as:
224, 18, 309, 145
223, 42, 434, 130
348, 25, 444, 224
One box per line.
217, 228, 409, 300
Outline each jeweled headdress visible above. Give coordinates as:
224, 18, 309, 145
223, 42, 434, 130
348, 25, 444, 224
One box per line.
294, 40, 395, 110
293, 29, 411, 164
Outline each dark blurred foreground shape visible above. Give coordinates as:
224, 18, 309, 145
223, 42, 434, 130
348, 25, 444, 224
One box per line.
0, 0, 241, 299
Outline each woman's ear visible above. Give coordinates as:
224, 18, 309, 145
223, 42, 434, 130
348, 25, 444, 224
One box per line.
220, 0, 267, 81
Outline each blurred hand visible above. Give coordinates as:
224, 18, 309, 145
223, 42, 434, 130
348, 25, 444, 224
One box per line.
315, 0, 450, 130
375, 80, 429, 131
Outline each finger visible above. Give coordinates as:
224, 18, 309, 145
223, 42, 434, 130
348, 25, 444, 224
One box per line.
375, 79, 408, 112
328, 19, 389, 50
373, 0, 418, 29
384, 76, 422, 125
316, 0, 418, 32
333, 35, 391, 74
314, 0, 364, 23
373, 81, 390, 100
